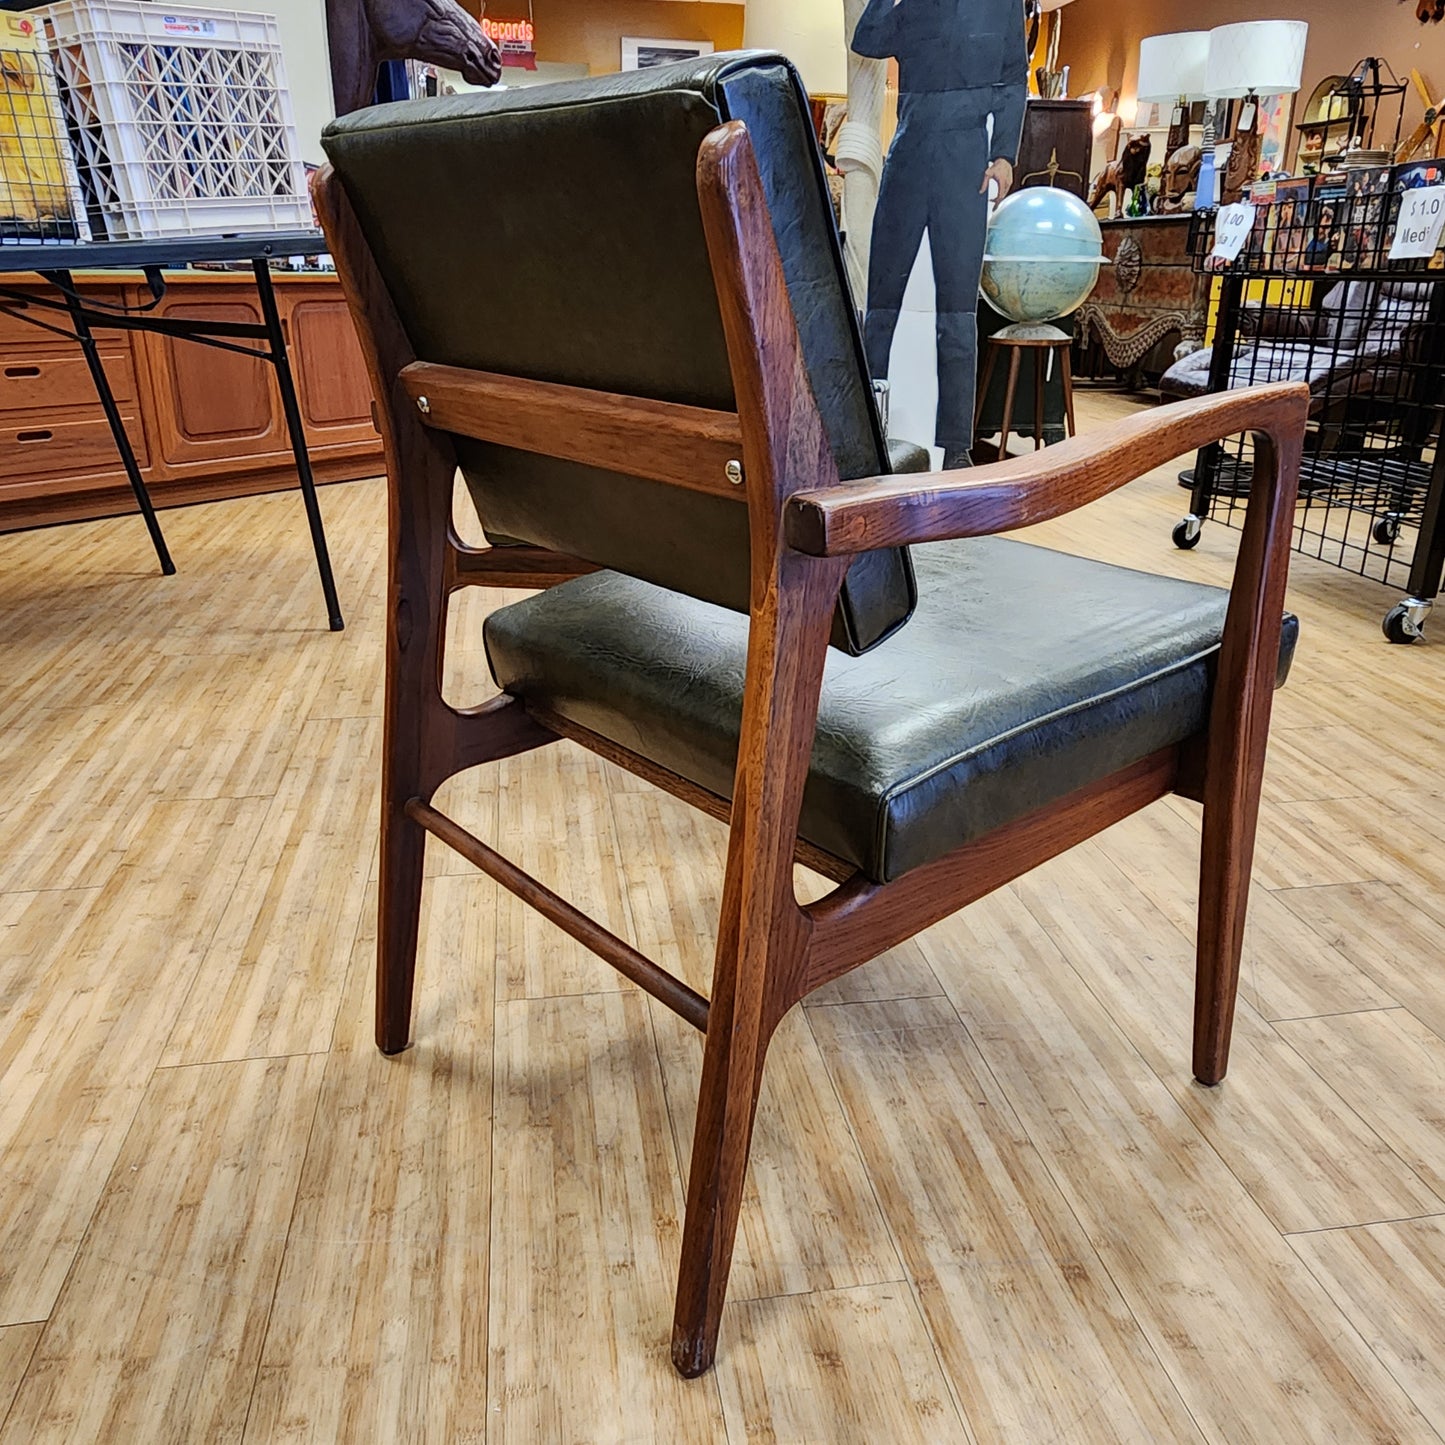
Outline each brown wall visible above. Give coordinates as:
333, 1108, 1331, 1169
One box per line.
1058, 2, 1442, 153
469, 1, 745, 75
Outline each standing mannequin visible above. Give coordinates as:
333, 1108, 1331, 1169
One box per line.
853, 0, 1028, 467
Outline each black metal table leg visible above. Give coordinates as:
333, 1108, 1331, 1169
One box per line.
253, 260, 345, 632
47, 268, 176, 576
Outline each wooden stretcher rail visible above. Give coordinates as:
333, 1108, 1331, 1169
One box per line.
405, 798, 711, 1033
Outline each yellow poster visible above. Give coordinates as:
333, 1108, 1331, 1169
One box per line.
0, 13, 86, 240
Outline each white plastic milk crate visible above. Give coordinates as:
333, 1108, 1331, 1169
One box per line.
42, 1, 312, 240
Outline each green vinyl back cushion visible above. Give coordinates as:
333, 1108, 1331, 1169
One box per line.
323, 53, 916, 655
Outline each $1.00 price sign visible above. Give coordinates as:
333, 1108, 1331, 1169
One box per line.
1390, 186, 1445, 262
1211, 203, 1257, 263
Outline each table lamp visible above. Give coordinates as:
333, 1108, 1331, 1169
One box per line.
743, 0, 848, 100
1205, 20, 1308, 203
1136, 32, 1209, 154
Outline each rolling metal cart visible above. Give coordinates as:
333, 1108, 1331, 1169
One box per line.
1173, 179, 1445, 643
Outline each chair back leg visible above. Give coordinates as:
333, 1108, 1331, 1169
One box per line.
314, 163, 553, 1056
377, 805, 429, 1053
377, 594, 447, 1054
668, 544, 844, 1376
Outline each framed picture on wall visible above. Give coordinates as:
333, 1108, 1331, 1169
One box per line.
621, 37, 715, 71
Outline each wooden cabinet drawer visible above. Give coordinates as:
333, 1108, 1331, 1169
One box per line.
0, 289, 127, 346
0, 411, 144, 480
0, 351, 135, 414
0, 274, 382, 529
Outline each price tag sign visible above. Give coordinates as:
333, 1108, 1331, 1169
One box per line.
1211, 203, 1257, 263
1390, 185, 1445, 261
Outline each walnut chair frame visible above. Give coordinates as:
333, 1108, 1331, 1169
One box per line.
314, 122, 1307, 1379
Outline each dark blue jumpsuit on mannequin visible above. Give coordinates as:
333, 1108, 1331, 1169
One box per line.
853, 0, 1028, 457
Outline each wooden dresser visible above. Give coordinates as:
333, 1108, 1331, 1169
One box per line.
1075, 215, 1211, 383
0, 271, 383, 532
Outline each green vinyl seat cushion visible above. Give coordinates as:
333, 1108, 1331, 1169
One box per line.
886, 437, 932, 474
484, 537, 1299, 885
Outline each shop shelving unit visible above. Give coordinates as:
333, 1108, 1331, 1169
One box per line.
1294, 60, 1408, 176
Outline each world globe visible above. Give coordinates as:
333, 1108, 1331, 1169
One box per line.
980, 187, 1105, 330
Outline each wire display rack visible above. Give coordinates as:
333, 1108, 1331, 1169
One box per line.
1174, 163, 1445, 643
0, 12, 89, 244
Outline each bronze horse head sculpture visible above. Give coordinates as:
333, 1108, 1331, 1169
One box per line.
328, 0, 503, 118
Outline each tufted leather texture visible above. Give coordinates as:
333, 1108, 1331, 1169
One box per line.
485, 537, 1300, 884
323, 54, 916, 655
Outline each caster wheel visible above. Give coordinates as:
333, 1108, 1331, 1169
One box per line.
1173, 519, 1203, 550
1373, 518, 1401, 546
1383, 605, 1424, 645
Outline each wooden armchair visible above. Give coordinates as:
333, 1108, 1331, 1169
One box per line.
316, 57, 1306, 1378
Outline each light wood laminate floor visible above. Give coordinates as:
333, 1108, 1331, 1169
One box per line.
1, 390, 1443, 1443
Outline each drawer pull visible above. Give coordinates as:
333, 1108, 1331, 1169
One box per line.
16, 429, 53, 443
4, 366, 42, 379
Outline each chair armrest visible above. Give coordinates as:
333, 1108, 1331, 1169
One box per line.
784, 384, 1310, 557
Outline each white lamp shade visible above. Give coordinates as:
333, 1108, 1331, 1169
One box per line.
1136, 32, 1210, 103
1205, 21, 1308, 99
744, 0, 848, 97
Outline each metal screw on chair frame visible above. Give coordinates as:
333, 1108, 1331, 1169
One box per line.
416, 396, 431, 415
725, 460, 744, 486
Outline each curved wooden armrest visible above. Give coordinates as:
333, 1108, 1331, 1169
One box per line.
783, 384, 1311, 557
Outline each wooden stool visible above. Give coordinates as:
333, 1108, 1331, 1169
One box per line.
976, 323, 1077, 460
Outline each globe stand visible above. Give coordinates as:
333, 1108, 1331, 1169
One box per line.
993, 321, 1072, 344
974, 323, 1078, 462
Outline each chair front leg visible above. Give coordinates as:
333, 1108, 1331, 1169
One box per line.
1194, 785, 1256, 1086
1193, 426, 1300, 1085
669, 549, 843, 1377
671, 855, 808, 1377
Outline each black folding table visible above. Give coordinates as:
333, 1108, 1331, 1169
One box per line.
0, 231, 346, 631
